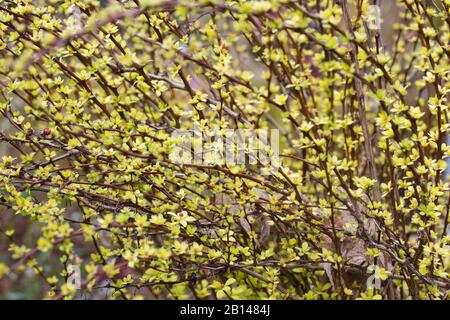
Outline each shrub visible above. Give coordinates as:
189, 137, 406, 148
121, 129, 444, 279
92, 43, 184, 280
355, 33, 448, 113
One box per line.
0, 0, 449, 300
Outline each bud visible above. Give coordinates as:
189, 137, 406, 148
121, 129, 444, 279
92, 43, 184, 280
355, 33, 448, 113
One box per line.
42, 128, 52, 136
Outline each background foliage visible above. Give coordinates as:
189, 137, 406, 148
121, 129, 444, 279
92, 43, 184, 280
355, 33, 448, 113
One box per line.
0, 0, 449, 299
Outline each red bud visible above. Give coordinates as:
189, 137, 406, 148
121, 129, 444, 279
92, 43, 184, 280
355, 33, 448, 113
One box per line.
42, 128, 52, 136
